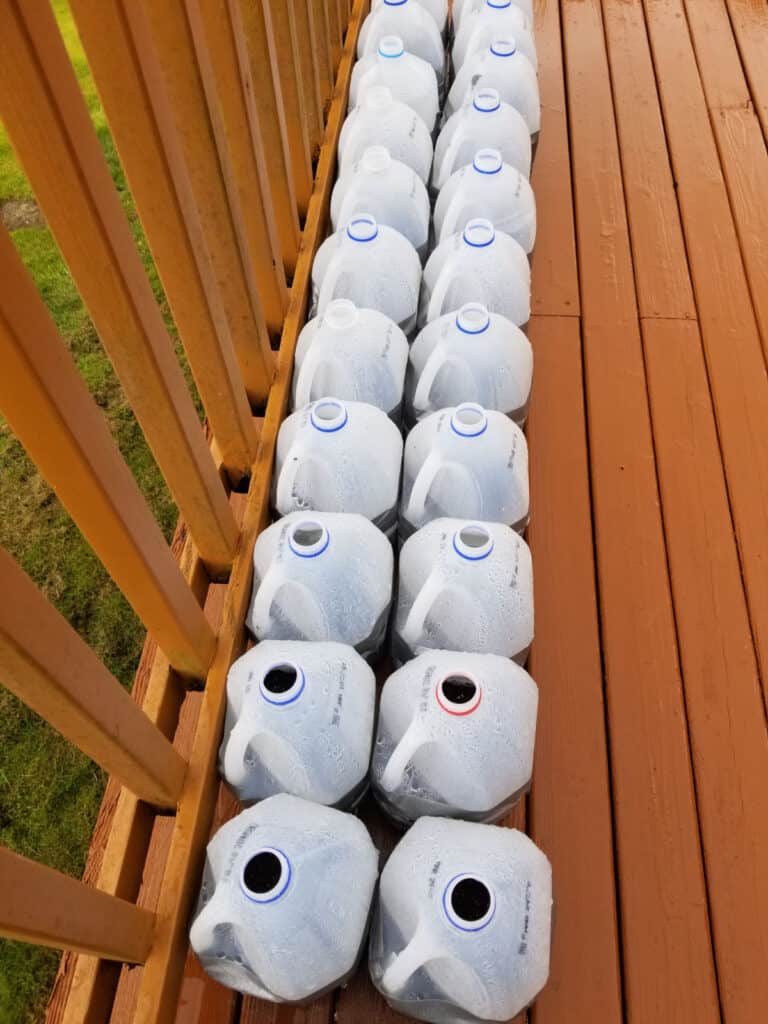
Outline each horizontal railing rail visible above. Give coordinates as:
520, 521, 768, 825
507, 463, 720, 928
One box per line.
0, 0, 361, 1021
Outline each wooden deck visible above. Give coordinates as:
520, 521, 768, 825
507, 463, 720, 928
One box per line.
46, 1, 768, 1022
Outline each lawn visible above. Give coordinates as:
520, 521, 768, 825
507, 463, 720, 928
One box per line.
0, 4, 193, 1021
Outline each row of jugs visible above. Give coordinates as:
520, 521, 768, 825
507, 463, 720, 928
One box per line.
190, 3, 552, 1021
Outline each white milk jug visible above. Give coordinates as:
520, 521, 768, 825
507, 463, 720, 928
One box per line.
446, 40, 540, 138
338, 87, 434, 184
190, 795, 379, 1002
400, 404, 529, 536
292, 300, 409, 421
434, 149, 536, 254
373, 0, 448, 33
372, 651, 538, 824
359, 0, 446, 88
407, 304, 534, 425
369, 817, 552, 1023
420, 219, 530, 327
274, 399, 403, 535
432, 88, 531, 192
392, 518, 534, 663
220, 641, 375, 808
312, 214, 421, 336
454, 0, 537, 73
351, 36, 439, 133
331, 146, 431, 259
248, 512, 394, 658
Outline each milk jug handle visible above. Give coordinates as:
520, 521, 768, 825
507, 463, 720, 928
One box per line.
380, 923, 440, 994
294, 348, 348, 408
402, 569, 447, 644
406, 452, 444, 523
436, 125, 467, 194
317, 258, 348, 314
427, 256, 461, 322
412, 347, 465, 412
275, 450, 331, 512
379, 720, 429, 793
250, 566, 288, 631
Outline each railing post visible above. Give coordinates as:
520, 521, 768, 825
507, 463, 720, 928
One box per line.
0, 228, 216, 678
184, 0, 289, 332
231, 0, 302, 277
265, 0, 314, 218
292, 0, 325, 156
0, 549, 186, 809
120, 0, 277, 403
67, 0, 259, 480
0, 848, 154, 963
0, 0, 241, 577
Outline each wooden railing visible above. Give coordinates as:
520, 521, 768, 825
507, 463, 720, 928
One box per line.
0, 1, 362, 1021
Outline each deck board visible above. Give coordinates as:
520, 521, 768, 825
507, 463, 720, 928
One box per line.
55, 2, 768, 1022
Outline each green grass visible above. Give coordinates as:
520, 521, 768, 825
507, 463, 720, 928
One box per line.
0, 3, 197, 1021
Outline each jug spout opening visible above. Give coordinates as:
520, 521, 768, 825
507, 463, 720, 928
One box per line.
456, 302, 491, 334
436, 673, 482, 715
453, 523, 494, 560
378, 35, 405, 59
240, 848, 292, 903
325, 298, 359, 330
472, 148, 503, 175
487, 0, 512, 9
361, 145, 393, 174
490, 38, 516, 57
473, 87, 502, 113
463, 218, 495, 248
347, 213, 379, 243
311, 398, 349, 432
443, 874, 496, 931
260, 662, 306, 705
288, 519, 330, 558
451, 403, 488, 437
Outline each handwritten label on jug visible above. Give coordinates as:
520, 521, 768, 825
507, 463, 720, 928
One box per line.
507, 431, 519, 470
517, 880, 532, 955
509, 544, 521, 589
223, 823, 259, 881
419, 664, 437, 713
331, 660, 348, 726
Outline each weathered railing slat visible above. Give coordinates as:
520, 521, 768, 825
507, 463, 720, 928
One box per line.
67, 0, 259, 481
266, 0, 314, 218
309, 0, 334, 108
0, 549, 186, 809
293, 0, 325, 155
232, 0, 302, 277
0, 848, 154, 963
0, 0, 239, 577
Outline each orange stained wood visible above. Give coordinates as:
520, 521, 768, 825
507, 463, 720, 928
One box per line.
67, 0, 258, 481
232, 0, 302, 276
0, 548, 186, 810
309, 0, 334, 107
185, 0, 290, 333
725, 0, 768, 142
265, 0, 314, 217
326, 0, 343, 67
0, 0, 241, 579
563, 0, 720, 1020
292, 0, 325, 156
125, 0, 275, 403
0, 848, 154, 963
0, 228, 216, 680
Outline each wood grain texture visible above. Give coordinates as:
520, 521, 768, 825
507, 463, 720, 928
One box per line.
563, 1, 720, 1019
68, 0, 259, 481
724, 0, 768, 142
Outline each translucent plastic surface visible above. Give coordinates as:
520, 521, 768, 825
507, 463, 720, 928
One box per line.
190, 795, 379, 1002
248, 512, 394, 658
446, 40, 540, 133
393, 518, 533, 663
338, 87, 434, 183
406, 304, 533, 424
369, 817, 552, 1023
331, 147, 431, 259
293, 301, 409, 420
420, 219, 530, 327
432, 89, 531, 191
351, 37, 439, 132
312, 214, 421, 336
359, 0, 446, 86
434, 149, 536, 253
220, 641, 376, 807
372, 0, 448, 33
372, 651, 538, 824
274, 399, 403, 533
453, 0, 537, 73
400, 404, 529, 536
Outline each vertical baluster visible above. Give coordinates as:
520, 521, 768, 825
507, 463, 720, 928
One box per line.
293, 0, 325, 154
